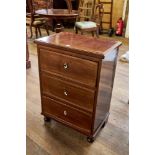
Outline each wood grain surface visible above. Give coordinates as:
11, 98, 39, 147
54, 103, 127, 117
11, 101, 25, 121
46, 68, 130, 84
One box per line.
35, 32, 121, 58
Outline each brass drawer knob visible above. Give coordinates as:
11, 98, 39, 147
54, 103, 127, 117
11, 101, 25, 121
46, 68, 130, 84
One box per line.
64, 110, 67, 116
64, 90, 68, 96
63, 63, 68, 69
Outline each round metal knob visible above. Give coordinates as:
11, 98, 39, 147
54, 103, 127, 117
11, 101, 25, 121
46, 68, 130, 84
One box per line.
63, 63, 68, 69
64, 90, 68, 96
64, 110, 67, 116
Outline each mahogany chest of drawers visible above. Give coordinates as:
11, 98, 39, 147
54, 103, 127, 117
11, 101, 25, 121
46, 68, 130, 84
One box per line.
35, 32, 121, 142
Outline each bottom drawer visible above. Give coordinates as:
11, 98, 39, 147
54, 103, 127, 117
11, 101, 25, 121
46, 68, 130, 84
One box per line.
42, 96, 92, 135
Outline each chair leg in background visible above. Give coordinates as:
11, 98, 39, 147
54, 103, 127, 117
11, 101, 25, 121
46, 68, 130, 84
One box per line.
35, 27, 38, 38
29, 26, 33, 38
96, 29, 99, 38
38, 27, 42, 37
45, 24, 49, 36
75, 27, 78, 34
92, 31, 94, 37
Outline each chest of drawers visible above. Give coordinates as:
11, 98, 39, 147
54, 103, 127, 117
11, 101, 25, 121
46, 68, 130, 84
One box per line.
35, 32, 121, 142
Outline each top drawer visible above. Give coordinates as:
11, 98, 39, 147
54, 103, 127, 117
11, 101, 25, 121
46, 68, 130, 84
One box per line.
39, 48, 98, 88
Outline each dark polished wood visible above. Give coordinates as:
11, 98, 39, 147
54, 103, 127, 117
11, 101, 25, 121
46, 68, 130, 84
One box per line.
35, 9, 78, 18
41, 73, 95, 112
39, 48, 98, 87
42, 96, 92, 135
93, 48, 118, 132
26, 30, 31, 69
41, 72, 95, 112
35, 32, 122, 142
35, 32, 121, 58
35, 9, 78, 32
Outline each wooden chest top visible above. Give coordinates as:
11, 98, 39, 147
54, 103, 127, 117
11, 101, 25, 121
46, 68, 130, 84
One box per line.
35, 32, 122, 59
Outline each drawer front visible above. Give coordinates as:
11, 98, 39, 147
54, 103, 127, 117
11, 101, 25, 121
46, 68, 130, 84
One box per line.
41, 73, 94, 112
39, 48, 98, 87
42, 96, 92, 133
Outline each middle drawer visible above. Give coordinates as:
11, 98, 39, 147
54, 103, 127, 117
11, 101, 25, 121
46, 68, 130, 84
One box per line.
41, 72, 95, 112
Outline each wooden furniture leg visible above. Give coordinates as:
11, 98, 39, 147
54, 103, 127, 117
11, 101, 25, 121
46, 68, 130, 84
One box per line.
26, 30, 31, 69
75, 27, 78, 34
35, 27, 38, 38
96, 28, 99, 38
29, 25, 33, 38
55, 23, 64, 33
44, 116, 51, 122
45, 24, 50, 35
87, 114, 109, 143
38, 27, 42, 36
92, 31, 94, 37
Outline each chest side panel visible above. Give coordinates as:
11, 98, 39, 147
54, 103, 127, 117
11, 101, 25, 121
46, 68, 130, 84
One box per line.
93, 48, 119, 132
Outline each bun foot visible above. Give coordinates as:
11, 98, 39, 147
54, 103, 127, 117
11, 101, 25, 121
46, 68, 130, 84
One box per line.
101, 122, 106, 128
87, 137, 94, 143
44, 116, 51, 122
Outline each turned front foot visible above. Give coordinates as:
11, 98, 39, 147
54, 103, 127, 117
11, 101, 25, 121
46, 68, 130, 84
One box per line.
87, 137, 94, 143
44, 116, 51, 122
